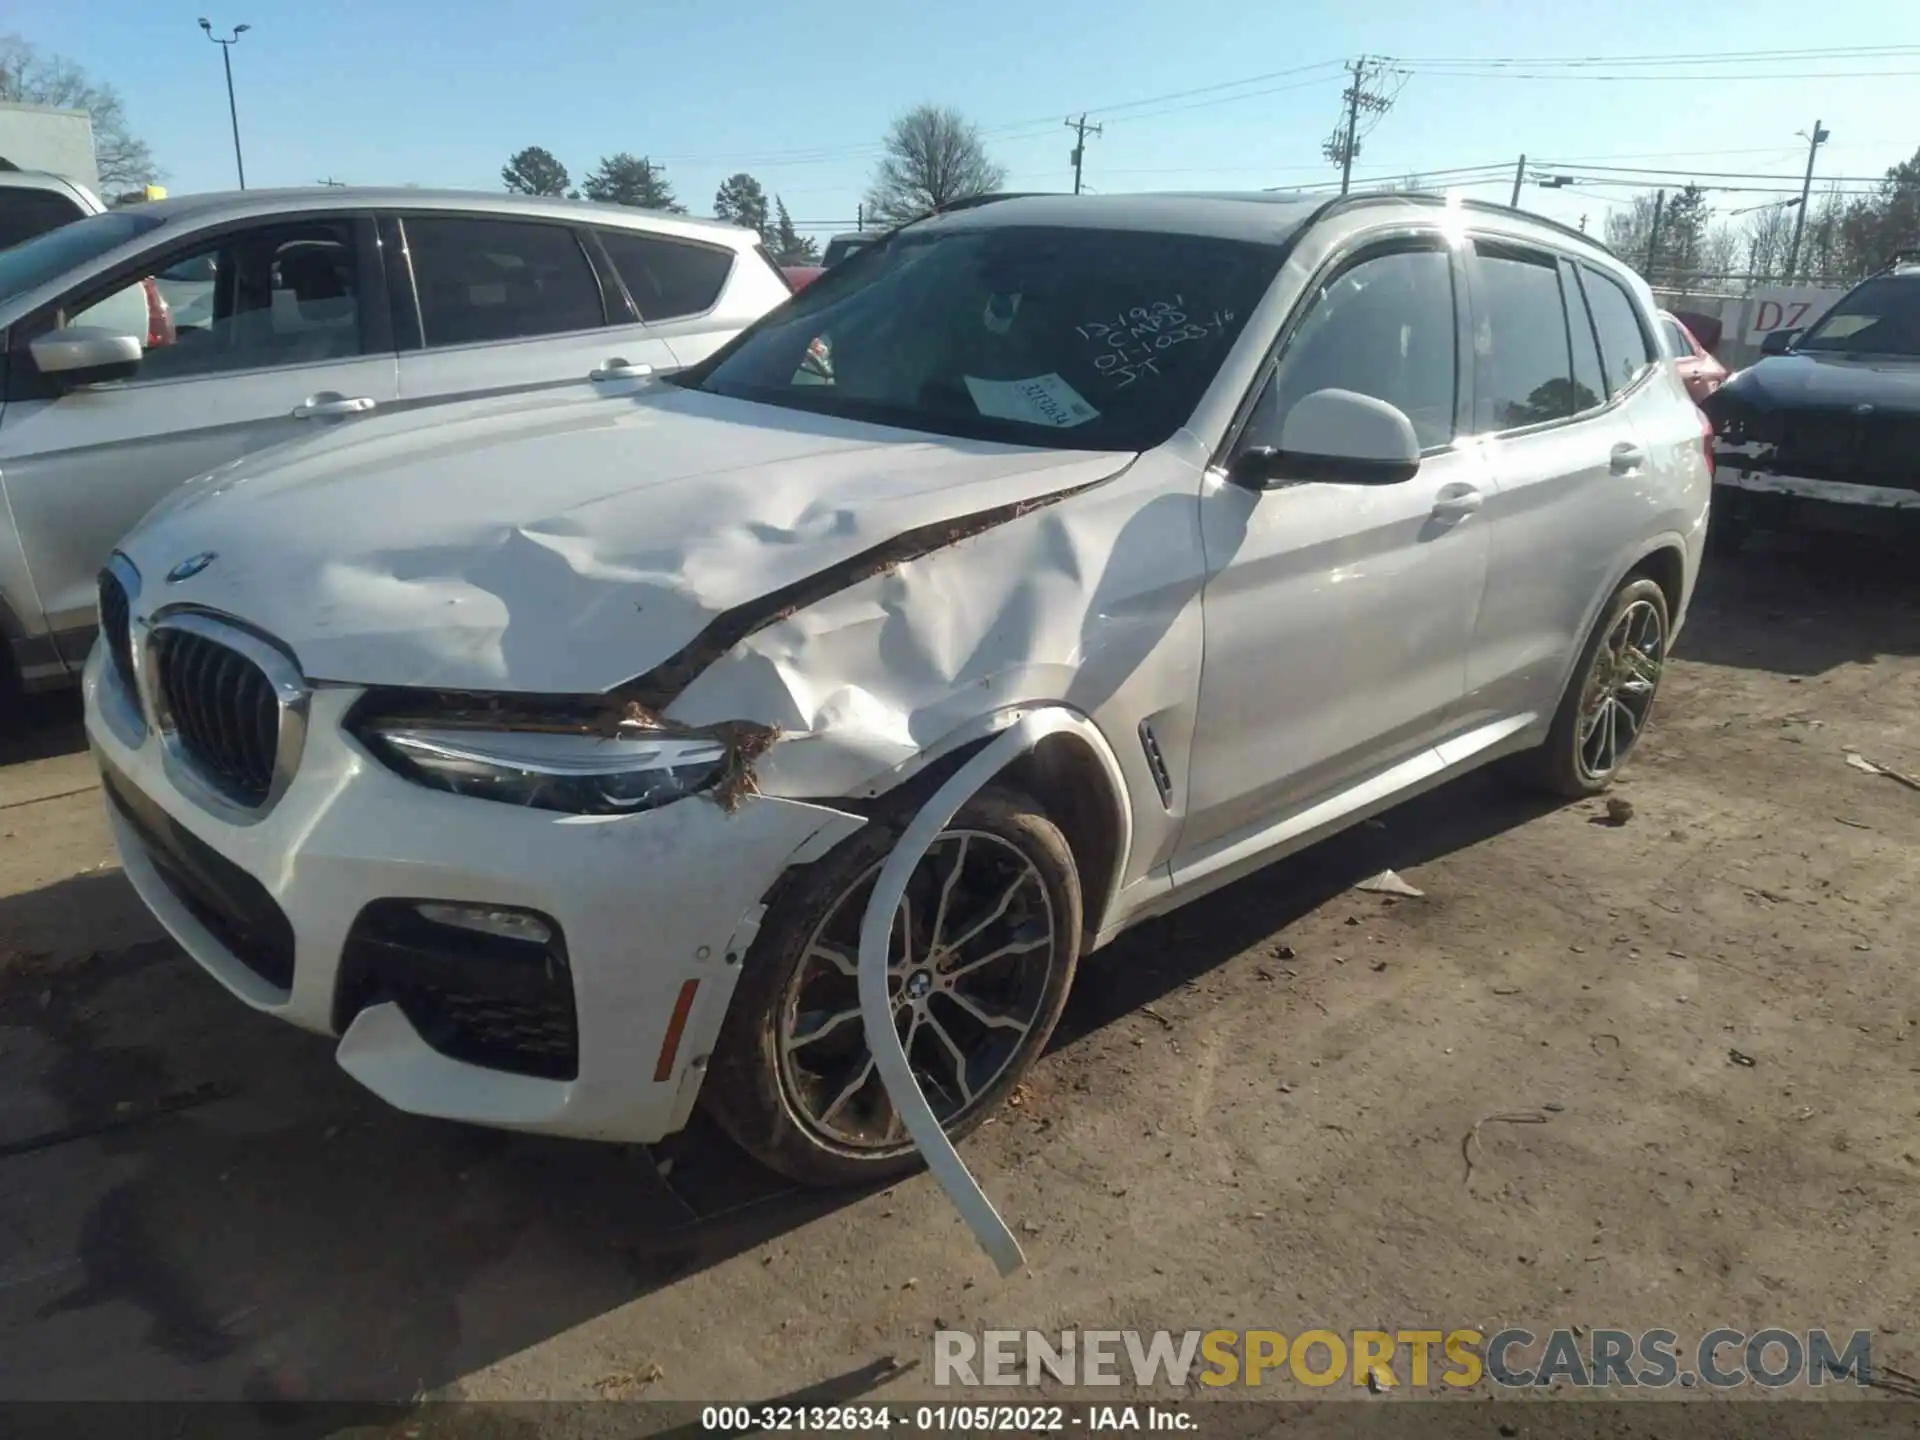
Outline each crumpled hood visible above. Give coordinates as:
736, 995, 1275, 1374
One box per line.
1720, 351, 1920, 414
120, 382, 1133, 695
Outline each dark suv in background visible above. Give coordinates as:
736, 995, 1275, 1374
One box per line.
1705, 253, 1920, 552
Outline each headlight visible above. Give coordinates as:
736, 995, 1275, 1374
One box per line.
364, 725, 728, 815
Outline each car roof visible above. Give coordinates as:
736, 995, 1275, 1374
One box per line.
123, 186, 760, 247
905, 189, 1619, 263
0, 169, 103, 208
909, 191, 1326, 243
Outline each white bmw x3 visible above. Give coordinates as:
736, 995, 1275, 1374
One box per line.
86, 192, 1710, 1184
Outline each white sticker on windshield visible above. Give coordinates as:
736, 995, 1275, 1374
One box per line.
964, 373, 1100, 429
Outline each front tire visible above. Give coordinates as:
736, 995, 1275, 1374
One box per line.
1518, 576, 1670, 799
703, 784, 1082, 1187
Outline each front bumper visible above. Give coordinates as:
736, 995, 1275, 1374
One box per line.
83, 642, 865, 1142
1714, 455, 1920, 538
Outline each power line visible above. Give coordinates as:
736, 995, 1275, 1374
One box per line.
1383, 43, 1920, 67
1392, 66, 1920, 82
1532, 161, 1895, 183
1071, 59, 1346, 122
642, 61, 1348, 169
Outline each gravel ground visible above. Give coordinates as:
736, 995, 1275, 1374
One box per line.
0, 534, 1914, 1417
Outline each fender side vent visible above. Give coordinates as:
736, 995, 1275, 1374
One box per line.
1138, 718, 1173, 810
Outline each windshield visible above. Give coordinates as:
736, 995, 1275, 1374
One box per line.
681, 224, 1284, 452
0, 210, 161, 307
1794, 276, 1920, 356
822, 236, 873, 267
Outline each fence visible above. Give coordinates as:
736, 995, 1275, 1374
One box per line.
1652, 281, 1847, 371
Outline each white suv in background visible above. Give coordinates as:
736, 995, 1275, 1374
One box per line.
0, 188, 792, 708
0, 168, 112, 249
86, 191, 1709, 1186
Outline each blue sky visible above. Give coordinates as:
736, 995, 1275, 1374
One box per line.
16, 0, 1920, 241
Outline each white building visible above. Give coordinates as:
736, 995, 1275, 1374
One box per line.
0, 101, 99, 191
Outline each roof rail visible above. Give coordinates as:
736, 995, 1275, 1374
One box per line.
1316, 190, 1618, 257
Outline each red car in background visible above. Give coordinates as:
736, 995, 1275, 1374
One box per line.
781, 264, 825, 291
1659, 309, 1729, 404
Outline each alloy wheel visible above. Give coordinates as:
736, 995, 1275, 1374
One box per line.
1576, 597, 1666, 782
775, 829, 1059, 1152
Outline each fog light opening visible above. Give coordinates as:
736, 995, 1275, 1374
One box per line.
414, 902, 553, 946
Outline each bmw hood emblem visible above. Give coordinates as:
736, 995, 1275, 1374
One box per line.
165, 552, 218, 584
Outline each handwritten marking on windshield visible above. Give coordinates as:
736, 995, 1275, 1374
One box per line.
1076, 300, 1237, 387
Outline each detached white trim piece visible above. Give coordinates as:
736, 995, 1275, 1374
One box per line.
1718, 469, 1920, 509
856, 708, 1113, 1276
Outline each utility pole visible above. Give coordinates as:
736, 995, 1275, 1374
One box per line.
856, 203, 864, 231
1339, 62, 1365, 196
1509, 154, 1526, 208
1324, 57, 1395, 195
1066, 114, 1103, 195
1784, 119, 1830, 281
1645, 188, 1666, 284
198, 19, 251, 189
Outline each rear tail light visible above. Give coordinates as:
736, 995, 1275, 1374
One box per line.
140, 277, 175, 349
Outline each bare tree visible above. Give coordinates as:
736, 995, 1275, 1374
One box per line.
1603, 193, 1661, 275
863, 104, 1005, 226
1738, 203, 1798, 280
0, 33, 157, 189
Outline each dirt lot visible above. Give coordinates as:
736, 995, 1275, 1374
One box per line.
1, 534, 1915, 1415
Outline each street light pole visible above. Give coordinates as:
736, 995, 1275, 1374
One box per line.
199, 18, 251, 189
1784, 119, 1829, 282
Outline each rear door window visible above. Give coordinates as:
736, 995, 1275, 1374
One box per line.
1468, 242, 1578, 432
597, 230, 734, 320
1581, 266, 1657, 396
1661, 316, 1693, 358
403, 216, 606, 347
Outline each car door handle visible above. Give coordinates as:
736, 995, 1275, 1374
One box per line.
292, 395, 376, 419
591, 359, 655, 381
1610, 442, 1646, 475
1430, 483, 1483, 519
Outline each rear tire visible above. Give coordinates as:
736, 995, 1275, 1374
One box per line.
1516, 577, 1670, 799
703, 783, 1082, 1187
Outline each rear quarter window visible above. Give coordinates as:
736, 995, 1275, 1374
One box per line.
598, 230, 734, 321
1581, 266, 1656, 397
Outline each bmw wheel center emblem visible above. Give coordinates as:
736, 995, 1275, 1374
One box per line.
165, 552, 218, 584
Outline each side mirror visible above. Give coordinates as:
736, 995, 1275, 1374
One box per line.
29, 326, 144, 387
1229, 388, 1423, 490
1759, 329, 1799, 357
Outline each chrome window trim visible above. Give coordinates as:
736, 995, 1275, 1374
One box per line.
143, 609, 310, 824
